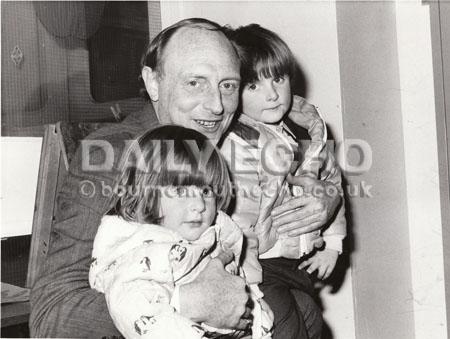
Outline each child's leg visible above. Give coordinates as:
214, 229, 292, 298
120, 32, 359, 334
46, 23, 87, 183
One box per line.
260, 258, 323, 339
291, 289, 323, 339
259, 258, 308, 339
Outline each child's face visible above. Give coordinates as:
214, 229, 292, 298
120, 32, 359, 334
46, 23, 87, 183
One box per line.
241, 75, 291, 124
159, 185, 217, 241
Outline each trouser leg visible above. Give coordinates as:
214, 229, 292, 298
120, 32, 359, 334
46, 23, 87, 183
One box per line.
291, 289, 323, 339
260, 259, 308, 339
260, 258, 323, 339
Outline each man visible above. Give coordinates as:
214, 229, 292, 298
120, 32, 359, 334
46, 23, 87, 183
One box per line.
30, 18, 340, 338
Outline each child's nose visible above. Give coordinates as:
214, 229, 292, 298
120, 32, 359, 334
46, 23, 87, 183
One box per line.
189, 191, 206, 213
266, 84, 279, 101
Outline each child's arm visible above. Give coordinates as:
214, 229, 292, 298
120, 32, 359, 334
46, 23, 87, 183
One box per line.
300, 144, 346, 279
288, 96, 325, 135
279, 95, 344, 239
215, 211, 263, 283
288, 95, 327, 177
220, 132, 264, 283
321, 200, 347, 253
248, 284, 274, 339
287, 96, 347, 233
92, 238, 211, 339
278, 139, 344, 239
300, 202, 346, 280
318, 147, 347, 253
297, 156, 347, 280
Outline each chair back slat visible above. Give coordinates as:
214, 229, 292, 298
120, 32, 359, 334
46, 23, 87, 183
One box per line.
27, 122, 108, 288
27, 125, 60, 288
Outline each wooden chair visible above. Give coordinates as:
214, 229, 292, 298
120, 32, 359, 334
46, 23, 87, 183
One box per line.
27, 121, 107, 288
2, 122, 107, 329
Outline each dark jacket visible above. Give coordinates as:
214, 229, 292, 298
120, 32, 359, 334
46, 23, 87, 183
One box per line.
30, 104, 159, 338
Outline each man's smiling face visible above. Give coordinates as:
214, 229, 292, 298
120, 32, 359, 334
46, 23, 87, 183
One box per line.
150, 27, 241, 143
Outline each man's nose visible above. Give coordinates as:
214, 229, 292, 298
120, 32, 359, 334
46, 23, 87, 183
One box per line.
266, 83, 279, 101
204, 88, 224, 115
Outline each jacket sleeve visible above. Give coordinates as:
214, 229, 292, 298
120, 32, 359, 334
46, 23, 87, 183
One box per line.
221, 134, 261, 233
93, 238, 205, 339
29, 132, 131, 338
318, 144, 347, 253
254, 128, 291, 255
215, 211, 262, 284
220, 134, 263, 283
288, 95, 327, 176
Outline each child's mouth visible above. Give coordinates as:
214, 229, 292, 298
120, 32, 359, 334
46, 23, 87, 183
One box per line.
265, 104, 281, 111
184, 220, 202, 227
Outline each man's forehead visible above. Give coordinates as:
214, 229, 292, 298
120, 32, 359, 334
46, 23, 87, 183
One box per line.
159, 26, 239, 78
165, 26, 234, 58
173, 26, 222, 43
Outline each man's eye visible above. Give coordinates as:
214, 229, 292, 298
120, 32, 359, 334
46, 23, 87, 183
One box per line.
273, 77, 285, 84
220, 82, 238, 94
188, 80, 199, 87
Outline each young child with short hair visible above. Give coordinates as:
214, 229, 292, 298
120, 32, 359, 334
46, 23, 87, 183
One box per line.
89, 125, 273, 339
221, 24, 347, 338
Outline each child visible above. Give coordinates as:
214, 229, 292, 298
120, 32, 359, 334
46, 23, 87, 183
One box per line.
221, 24, 347, 338
89, 126, 273, 339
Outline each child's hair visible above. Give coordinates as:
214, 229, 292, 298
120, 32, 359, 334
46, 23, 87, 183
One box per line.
226, 23, 297, 86
115, 125, 232, 224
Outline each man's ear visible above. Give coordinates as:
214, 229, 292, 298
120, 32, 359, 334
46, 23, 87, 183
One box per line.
141, 66, 159, 101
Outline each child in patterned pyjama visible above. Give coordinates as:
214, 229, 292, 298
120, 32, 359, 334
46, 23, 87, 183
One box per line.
89, 125, 273, 339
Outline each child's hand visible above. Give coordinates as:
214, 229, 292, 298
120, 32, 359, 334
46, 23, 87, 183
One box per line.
225, 261, 239, 275
215, 248, 239, 275
288, 95, 321, 127
215, 249, 234, 266
259, 298, 274, 325
298, 248, 339, 280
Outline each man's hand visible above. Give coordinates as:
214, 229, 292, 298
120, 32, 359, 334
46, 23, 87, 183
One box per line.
271, 176, 340, 237
298, 248, 339, 280
179, 258, 251, 330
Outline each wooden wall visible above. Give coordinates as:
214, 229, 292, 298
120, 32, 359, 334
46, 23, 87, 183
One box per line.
1, 1, 160, 136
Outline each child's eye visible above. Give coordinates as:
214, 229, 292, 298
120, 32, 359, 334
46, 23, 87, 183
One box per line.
175, 186, 187, 197
273, 77, 285, 84
247, 83, 257, 91
201, 186, 215, 198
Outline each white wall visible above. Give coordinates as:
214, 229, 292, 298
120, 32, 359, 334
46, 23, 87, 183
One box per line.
160, 2, 354, 338
336, 1, 447, 338
395, 2, 446, 338
1, 137, 42, 237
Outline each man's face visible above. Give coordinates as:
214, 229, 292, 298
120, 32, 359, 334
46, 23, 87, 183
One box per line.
148, 27, 241, 143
